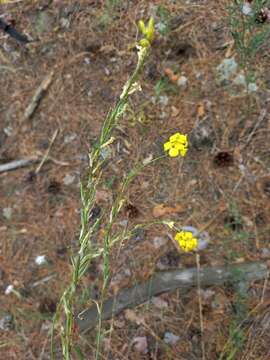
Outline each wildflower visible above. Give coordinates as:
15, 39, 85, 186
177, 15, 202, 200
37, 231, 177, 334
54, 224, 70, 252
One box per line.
138, 17, 155, 47
164, 132, 188, 157
175, 231, 198, 252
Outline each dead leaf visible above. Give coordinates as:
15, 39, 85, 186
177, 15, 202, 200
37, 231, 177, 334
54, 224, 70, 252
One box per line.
152, 204, 183, 218
225, 40, 234, 58
197, 102, 206, 118
132, 336, 148, 354
96, 189, 111, 202
125, 309, 144, 325
171, 105, 180, 117
164, 67, 179, 83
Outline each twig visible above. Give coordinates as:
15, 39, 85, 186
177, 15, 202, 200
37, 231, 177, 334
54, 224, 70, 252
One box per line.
47, 156, 70, 166
240, 109, 267, 150
76, 261, 268, 334
22, 70, 54, 122
0, 157, 39, 173
31, 274, 56, 288
35, 129, 58, 174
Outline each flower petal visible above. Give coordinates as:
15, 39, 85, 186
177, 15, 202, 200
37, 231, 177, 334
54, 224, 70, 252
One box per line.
180, 147, 188, 157
164, 141, 171, 151
169, 133, 181, 142
169, 147, 179, 157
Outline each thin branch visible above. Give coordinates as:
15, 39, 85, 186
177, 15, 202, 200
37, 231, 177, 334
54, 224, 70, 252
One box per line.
22, 70, 54, 122
76, 261, 268, 334
0, 158, 39, 173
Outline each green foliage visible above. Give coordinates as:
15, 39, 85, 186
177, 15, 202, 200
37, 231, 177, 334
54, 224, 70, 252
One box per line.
154, 76, 178, 97
98, 0, 122, 28
157, 5, 171, 35
228, 0, 270, 66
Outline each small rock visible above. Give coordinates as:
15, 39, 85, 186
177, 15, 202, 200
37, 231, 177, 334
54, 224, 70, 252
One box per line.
190, 120, 215, 150
151, 296, 168, 309
132, 336, 148, 354
4, 284, 14, 295
177, 75, 188, 88
59, 17, 70, 29
216, 58, 238, 83
260, 248, 270, 259
242, 2, 253, 16
35, 255, 46, 266
163, 331, 180, 345
3, 127, 13, 137
3, 207, 12, 220
64, 133, 77, 144
0, 314, 14, 331
248, 82, 258, 92
153, 236, 168, 249
158, 95, 169, 107
104, 67, 110, 76
63, 174, 75, 185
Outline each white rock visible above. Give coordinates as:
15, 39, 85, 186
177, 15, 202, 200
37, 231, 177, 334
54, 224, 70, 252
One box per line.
248, 82, 258, 92
159, 95, 169, 106
64, 133, 77, 144
177, 75, 188, 88
163, 331, 180, 345
35, 255, 46, 265
242, 3, 253, 16
216, 58, 238, 82
63, 174, 75, 185
3, 127, 13, 136
5, 285, 14, 295
3, 207, 12, 220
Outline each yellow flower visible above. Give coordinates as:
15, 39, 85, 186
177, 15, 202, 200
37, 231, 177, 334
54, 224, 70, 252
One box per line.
164, 132, 188, 157
175, 231, 198, 252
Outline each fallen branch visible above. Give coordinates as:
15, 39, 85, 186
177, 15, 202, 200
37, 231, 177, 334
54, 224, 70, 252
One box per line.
0, 157, 39, 173
76, 261, 268, 334
22, 70, 54, 122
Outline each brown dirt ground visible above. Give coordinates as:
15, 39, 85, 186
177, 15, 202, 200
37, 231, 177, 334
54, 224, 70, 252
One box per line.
0, 0, 270, 359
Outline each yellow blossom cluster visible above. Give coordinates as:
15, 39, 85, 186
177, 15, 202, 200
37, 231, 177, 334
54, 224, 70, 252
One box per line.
164, 132, 188, 157
175, 231, 198, 252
